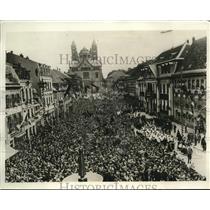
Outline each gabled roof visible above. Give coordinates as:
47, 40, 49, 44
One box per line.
176, 37, 207, 72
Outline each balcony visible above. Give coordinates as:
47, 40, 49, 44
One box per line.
146, 91, 156, 98
6, 105, 22, 116
9, 127, 25, 138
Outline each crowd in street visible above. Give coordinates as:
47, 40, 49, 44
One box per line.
6, 93, 206, 182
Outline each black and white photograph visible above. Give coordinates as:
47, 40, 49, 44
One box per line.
1, 22, 209, 189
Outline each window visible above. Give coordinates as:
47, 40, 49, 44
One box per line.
6, 95, 9, 109
26, 89, 29, 102
11, 94, 15, 107
163, 84, 165, 94
188, 80, 191, 89
196, 79, 200, 88
95, 72, 99, 79
18, 112, 22, 124
192, 80, 195, 89
35, 68, 38, 77
83, 72, 90, 79
21, 89, 25, 102
167, 84, 169, 94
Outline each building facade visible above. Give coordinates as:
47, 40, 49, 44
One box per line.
69, 41, 103, 92
172, 37, 206, 133
7, 52, 55, 127
135, 37, 206, 133
38, 64, 54, 124
17, 64, 37, 141
6, 64, 24, 147
6, 60, 40, 148
136, 63, 157, 114
154, 41, 190, 118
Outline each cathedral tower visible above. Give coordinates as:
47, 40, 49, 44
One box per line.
71, 41, 79, 61
90, 40, 98, 60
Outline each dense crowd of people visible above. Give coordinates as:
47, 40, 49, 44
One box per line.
6, 92, 206, 182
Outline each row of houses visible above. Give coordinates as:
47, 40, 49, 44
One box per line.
6, 52, 80, 148
114, 37, 207, 134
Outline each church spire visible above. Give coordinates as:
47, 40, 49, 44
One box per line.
90, 40, 98, 60
71, 41, 79, 61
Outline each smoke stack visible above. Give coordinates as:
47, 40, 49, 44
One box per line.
192, 37, 195, 44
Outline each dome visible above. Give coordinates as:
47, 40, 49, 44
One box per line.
79, 47, 90, 56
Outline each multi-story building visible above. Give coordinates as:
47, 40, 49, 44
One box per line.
38, 64, 54, 124
134, 37, 206, 134
6, 61, 41, 147
6, 64, 24, 147
136, 64, 157, 114
154, 41, 190, 118
172, 37, 207, 133
7, 52, 54, 126
68, 40, 103, 92
17, 64, 38, 140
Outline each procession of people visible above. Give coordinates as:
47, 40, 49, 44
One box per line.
6, 92, 206, 182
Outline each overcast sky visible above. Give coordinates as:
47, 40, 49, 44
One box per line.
6, 30, 206, 78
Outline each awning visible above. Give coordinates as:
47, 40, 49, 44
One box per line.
5, 144, 18, 159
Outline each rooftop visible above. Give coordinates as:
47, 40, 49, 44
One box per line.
51, 69, 70, 84
155, 44, 184, 63
7, 52, 39, 74
176, 37, 207, 72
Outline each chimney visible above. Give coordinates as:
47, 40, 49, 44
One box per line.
192, 37, 195, 44
10, 51, 13, 54
186, 40, 189, 44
